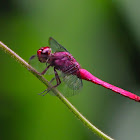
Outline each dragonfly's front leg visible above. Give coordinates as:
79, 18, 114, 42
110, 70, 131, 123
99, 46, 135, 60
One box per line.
41, 64, 51, 75
29, 55, 36, 63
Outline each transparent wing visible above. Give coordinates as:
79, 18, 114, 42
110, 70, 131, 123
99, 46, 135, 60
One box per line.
49, 72, 83, 97
49, 37, 69, 53
62, 73, 83, 91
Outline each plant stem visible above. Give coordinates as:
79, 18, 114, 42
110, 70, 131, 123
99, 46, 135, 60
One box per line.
0, 41, 114, 140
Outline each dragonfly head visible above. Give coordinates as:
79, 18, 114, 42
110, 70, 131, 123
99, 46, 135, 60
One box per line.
37, 46, 52, 63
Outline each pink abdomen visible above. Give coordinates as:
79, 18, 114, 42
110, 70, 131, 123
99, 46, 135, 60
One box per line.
79, 69, 140, 102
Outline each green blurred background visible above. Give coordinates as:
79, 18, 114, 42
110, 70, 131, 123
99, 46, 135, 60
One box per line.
0, 0, 140, 140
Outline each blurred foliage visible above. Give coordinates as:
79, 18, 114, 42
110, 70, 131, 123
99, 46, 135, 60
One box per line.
0, 0, 140, 140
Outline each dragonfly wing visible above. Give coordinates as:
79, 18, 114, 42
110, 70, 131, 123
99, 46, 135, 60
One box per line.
62, 73, 83, 90
49, 37, 69, 53
48, 71, 83, 97
60, 72, 83, 96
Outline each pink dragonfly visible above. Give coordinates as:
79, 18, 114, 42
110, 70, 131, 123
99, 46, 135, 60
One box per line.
29, 37, 140, 102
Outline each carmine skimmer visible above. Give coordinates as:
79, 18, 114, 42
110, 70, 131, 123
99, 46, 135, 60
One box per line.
29, 37, 140, 102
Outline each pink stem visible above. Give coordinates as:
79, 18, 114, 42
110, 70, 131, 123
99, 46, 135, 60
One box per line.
79, 69, 140, 102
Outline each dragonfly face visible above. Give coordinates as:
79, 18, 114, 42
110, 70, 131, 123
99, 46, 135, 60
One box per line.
37, 46, 52, 63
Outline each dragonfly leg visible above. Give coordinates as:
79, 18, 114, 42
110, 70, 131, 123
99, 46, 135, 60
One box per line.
41, 64, 51, 75
38, 89, 47, 95
50, 77, 55, 83
28, 55, 36, 64
53, 67, 61, 88
41, 67, 61, 96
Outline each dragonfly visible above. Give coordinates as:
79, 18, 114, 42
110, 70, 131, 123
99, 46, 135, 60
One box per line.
29, 37, 140, 102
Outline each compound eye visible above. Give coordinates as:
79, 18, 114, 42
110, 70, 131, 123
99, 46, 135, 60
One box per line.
42, 47, 51, 55
37, 49, 42, 55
